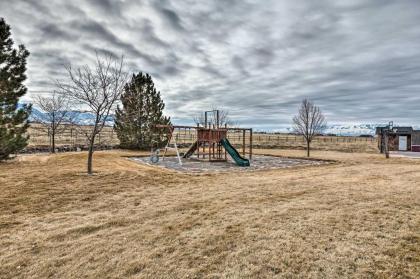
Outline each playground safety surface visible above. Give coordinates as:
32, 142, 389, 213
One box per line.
131, 155, 329, 173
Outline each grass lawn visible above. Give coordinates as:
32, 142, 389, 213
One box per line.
0, 149, 419, 278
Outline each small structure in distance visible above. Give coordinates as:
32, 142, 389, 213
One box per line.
376, 124, 420, 153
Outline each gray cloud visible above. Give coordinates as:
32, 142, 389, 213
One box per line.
86, 0, 122, 16
160, 7, 184, 31
39, 23, 76, 41
1, 0, 420, 129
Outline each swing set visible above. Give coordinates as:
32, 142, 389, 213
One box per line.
152, 110, 253, 166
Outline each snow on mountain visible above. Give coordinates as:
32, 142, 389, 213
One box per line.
20, 104, 115, 126
65, 111, 115, 126
321, 124, 420, 136
280, 123, 386, 136
322, 124, 382, 136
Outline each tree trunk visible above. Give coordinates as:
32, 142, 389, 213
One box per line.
51, 114, 55, 153
87, 135, 95, 175
51, 129, 55, 153
307, 140, 310, 157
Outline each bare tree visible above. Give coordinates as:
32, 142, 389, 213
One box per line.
57, 54, 127, 174
33, 92, 75, 153
292, 99, 326, 157
193, 108, 236, 128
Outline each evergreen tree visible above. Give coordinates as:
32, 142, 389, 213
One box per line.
114, 72, 170, 149
0, 18, 31, 160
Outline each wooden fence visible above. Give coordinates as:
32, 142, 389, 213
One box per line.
27, 123, 118, 148
27, 123, 378, 153
170, 129, 378, 153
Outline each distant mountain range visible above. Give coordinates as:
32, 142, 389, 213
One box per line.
284, 124, 384, 136
22, 104, 411, 136
23, 104, 115, 127
322, 124, 381, 136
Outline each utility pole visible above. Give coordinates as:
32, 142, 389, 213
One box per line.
384, 131, 389, 159
383, 121, 394, 159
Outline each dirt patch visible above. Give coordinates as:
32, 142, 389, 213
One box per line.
130, 154, 331, 173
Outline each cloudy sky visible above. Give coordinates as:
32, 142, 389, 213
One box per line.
1, 0, 420, 129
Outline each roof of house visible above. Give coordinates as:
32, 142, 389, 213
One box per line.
376, 126, 413, 135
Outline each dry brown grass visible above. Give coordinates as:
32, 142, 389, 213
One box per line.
0, 149, 419, 278
27, 123, 118, 147
243, 134, 378, 153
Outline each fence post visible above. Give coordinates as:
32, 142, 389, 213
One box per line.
111, 129, 114, 146
74, 127, 77, 150
242, 129, 246, 156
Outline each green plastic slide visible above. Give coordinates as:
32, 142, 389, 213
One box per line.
220, 138, 250, 167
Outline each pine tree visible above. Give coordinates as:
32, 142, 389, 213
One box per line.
114, 72, 170, 149
0, 18, 31, 160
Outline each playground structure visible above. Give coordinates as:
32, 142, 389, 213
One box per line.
155, 110, 253, 166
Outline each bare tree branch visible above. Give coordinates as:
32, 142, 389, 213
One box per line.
193, 107, 237, 128
57, 53, 127, 174
292, 99, 326, 157
33, 92, 76, 153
